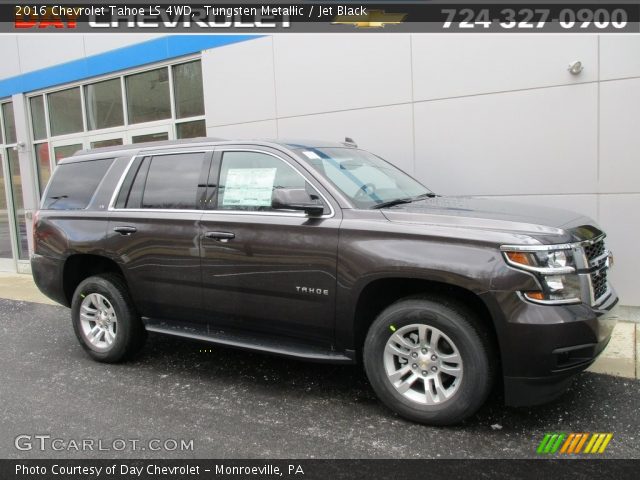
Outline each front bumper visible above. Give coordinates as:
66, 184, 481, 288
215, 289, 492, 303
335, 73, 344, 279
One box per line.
481, 289, 620, 407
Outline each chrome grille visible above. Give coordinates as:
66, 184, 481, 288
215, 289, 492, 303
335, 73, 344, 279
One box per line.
591, 269, 608, 301
584, 239, 605, 265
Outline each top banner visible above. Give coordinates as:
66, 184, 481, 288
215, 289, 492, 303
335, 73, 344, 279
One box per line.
6, 2, 640, 33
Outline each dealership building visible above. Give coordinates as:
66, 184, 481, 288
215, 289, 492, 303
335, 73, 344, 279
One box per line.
0, 33, 638, 306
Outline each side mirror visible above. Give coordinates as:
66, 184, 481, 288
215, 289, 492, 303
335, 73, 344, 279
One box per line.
272, 188, 325, 216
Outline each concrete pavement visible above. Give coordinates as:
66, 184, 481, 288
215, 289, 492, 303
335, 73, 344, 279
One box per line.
0, 271, 637, 379
0, 272, 57, 306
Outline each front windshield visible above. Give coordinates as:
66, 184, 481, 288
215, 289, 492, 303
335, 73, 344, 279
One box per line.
298, 147, 432, 209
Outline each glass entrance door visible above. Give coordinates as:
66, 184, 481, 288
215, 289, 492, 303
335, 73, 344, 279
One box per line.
0, 153, 16, 269
6, 148, 29, 261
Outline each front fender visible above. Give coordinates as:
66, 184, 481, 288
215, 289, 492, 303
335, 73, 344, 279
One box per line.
334, 216, 538, 349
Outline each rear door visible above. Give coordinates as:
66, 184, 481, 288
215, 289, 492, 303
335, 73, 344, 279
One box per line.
106, 149, 212, 322
199, 147, 341, 345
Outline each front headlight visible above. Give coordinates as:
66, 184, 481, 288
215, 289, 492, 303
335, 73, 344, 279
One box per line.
546, 250, 568, 268
502, 247, 582, 304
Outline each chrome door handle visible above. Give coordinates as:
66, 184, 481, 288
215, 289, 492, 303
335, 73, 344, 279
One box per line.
205, 231, 235, 242
113, 226, 137, 236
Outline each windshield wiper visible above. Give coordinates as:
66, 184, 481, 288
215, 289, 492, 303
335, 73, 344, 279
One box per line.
371, 192, 437, 209
412, 193, 437, 200
371, 198, 413, 209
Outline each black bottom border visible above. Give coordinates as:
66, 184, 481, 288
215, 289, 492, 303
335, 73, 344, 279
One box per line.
2, 459, 639, 480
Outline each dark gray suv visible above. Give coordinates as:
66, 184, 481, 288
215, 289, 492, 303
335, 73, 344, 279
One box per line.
31, 138, 619, 425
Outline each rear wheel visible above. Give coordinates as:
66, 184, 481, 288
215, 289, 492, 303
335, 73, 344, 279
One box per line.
71, 274, 145, 363
364, 296, 494, 425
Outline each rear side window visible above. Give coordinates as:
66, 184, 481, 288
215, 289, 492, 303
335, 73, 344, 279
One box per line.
131, 153, 206, 209
142, 153, 205, 209
42, 158, 114, 210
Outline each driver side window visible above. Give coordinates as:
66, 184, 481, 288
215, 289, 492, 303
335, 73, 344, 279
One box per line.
216, 151, 324, 212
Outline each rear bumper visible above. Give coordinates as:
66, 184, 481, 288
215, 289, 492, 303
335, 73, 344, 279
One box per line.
31, 253, 67, 306
481, 290, 620, 407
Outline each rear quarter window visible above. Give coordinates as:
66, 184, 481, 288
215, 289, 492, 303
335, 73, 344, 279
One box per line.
42, 158, 114, 210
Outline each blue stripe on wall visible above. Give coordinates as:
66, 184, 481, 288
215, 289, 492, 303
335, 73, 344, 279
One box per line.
0, 35, 263, 98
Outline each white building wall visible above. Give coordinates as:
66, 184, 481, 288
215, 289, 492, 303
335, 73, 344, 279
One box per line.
202, 34, 640, 306
0, 34, 161, 80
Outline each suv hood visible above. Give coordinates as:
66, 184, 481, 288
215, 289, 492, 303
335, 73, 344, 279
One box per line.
380, 196, 600, 245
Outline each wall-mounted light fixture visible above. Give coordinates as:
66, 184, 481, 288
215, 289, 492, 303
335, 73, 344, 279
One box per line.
568, 61, 584, 75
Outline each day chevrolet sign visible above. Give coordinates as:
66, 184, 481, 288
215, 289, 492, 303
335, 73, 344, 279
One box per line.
332, 10, 407, 28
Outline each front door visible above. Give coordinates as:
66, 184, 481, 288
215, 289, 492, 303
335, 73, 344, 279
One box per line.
200, 148, 341, 345
106, 149, 212, 322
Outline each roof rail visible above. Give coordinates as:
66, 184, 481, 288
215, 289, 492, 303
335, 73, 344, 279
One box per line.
73, 137, 228, 156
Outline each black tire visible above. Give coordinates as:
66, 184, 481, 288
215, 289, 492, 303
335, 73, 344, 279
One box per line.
363, 295, 495, 425
71, 273, 146, 363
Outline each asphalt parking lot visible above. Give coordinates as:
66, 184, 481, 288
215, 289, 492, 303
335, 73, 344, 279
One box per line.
1, 298, 639, 459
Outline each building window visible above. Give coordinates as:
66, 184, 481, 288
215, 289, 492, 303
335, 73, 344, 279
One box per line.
90, 138, 123, 149
2, 102, 16, 144
173, 61, 205, 119
28, 58, 206, 205
30, 95, 47, 141
176, 119, 206, 139
35, 142, 51, 194
53, 144, 83, 163
126, 67, 171, 124
48, 87, 83, 136
132, 132, 169, 144
85, 78, 124, 130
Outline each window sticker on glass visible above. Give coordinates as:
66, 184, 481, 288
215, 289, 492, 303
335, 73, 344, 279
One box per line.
223, 168, 277, 207
302, 151, 321, 160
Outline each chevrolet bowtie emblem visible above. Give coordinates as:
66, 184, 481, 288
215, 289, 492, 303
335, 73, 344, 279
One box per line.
332, 10, 407, 28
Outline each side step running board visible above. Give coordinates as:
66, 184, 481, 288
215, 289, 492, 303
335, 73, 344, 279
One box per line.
144, 319, 355, 364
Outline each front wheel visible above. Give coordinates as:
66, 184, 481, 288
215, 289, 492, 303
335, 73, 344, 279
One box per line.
71, 273, 146, 363
363, 296, 494, 425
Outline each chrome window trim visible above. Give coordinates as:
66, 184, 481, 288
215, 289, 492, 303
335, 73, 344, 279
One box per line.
108, 148, 336, 219
107, 153, 141, 210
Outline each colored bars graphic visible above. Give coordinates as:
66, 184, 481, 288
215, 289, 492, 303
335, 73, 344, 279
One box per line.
537, 433, 613, 454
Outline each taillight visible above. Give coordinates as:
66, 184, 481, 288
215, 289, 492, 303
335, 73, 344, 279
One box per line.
32, 210, 40, 250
